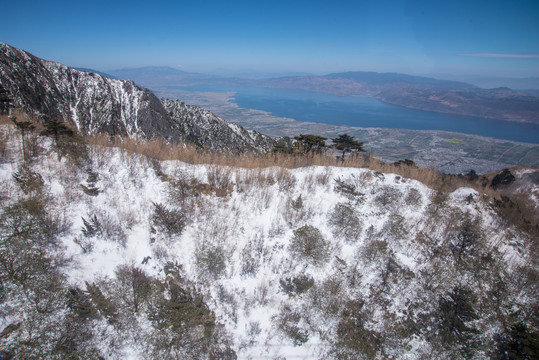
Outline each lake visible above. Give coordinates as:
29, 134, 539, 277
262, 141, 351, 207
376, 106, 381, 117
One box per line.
170, 85, 539, 144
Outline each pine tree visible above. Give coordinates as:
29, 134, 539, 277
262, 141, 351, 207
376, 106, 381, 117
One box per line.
0, 85, 12, 114
293, 134, 327, 153
10, 116, 35, 162
331, 134, 365, 159
40, 118, 74, 143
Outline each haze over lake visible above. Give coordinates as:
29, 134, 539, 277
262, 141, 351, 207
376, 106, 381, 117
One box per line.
172, 85, 539, 144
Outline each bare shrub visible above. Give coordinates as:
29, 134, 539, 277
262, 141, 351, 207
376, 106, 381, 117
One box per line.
168, 172, 200, 203
268, 216, 287, 238
24, 132, 44, 161
380, 213, 407, 241
113, 264, 152, 313
316, 168, 332, 186
404, 188, 423, 207
492, 192, 539, 239
247, 321, 262, 344
207, 165, 233, 196
361, 239, 388, 262
255, 168, 277, 187
240, 247, 259, 278
92, 211, 127, 246
256, 186, 274, 211
329, 203, 362, 243
254, 281, 271, 306
151, 243, 169, 260
427, 191, 450, 218
374, 185, 403, 209
274, 304, 310, 346
216, 284, 238, 324
235, 167, 278, 193
276, 168, 296, 192
355, 170, 374, 187
302, 172, 317, 191
240, 236, 266, 277
334, 177, 365, 203
73, 236, 94, 253
0, 126, 8, 162
290, 225, 330, 266
79, 208, 127, 247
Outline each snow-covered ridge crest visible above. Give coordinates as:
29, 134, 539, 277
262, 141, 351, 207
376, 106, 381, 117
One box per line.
161, 98, 274, 152
1, 124, 537, 359
0, 42, 274, 152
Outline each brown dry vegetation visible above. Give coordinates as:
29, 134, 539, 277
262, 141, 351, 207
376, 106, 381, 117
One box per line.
2, 113, 537, 233
84, 133, 508, 195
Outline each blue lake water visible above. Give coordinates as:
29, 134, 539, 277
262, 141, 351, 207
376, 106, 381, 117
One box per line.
171, 85, 539, 144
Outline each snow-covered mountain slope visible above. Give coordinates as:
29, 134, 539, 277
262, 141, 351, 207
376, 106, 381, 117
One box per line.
161, 98, 274, 152
0, 42, 274, 152
1, 125, 537, 359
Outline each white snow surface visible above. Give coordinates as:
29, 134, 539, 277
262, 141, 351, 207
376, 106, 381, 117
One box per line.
0, 126, 535, 359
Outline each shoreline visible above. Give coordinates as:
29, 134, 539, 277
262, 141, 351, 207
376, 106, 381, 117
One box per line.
152, 87, 539, 174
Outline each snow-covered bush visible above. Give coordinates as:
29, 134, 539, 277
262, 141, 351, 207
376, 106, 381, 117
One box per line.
334, 177, 364, 202
279, 274, 315, 296
374, 184, 403, 209
289, 225, 330, 267
331, 298, 378, 360
404, 187, 423, 207
274, 304, 310, 346
151, 202, 187, 236
196, 245, 227, 279
329, 203, 362, 243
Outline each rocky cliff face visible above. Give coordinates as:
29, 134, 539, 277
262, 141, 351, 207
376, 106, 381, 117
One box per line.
0, 42, 274, 152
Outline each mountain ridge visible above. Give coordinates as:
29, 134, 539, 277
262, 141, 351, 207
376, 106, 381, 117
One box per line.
0, 42, 274, 152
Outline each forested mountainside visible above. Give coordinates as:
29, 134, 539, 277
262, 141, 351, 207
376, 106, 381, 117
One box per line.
0, 42, 274, 152
0, 120, 537, 359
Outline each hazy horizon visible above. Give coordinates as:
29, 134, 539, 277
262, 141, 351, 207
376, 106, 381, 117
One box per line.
2, 0, 539, 80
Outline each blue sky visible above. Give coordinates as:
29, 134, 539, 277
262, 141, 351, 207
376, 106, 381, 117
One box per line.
1, 0, 538, 78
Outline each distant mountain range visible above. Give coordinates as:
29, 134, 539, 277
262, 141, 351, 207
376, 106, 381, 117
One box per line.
0, 43, 274, 152
108, 66, 539, 124
455, 75, 539, 91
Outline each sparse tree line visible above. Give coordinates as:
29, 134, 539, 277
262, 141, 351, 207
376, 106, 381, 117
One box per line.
274, 133, 365, 159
